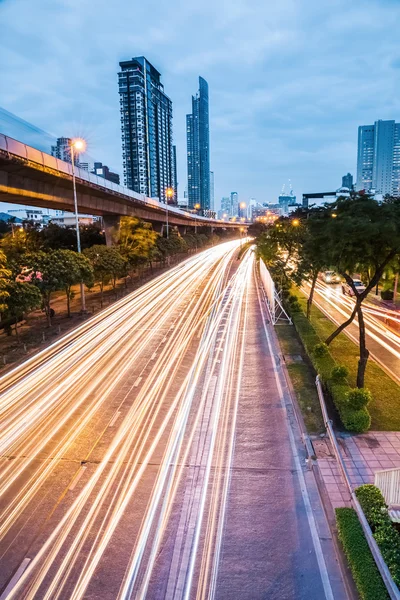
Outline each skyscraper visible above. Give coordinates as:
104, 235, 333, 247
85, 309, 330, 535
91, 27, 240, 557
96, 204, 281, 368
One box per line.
230, 192, 238, 217
118, 56, 174, 203
172, 145, 178, 202
210, 171, 214, 211
341, 173, 353, 189
187, 77, 210, 210
357, 120, 400, 196
221, 197, 230, 216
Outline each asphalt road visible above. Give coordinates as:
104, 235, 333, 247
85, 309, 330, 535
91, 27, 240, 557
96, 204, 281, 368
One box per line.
0, 242, 345, 599
303, 279, 400, 384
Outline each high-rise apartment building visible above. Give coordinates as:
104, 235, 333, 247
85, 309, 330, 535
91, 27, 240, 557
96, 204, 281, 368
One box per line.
172, 145, 178, 202
221, 197, 230, 216
357, 120, 400, 196
187, 77, 210, 210
210, 171, 214, 211
92, 162, 120, 185
342, 173, 353, 189
118, 56, 174, 203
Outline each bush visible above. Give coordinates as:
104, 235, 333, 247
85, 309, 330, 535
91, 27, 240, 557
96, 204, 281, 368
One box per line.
341, 408, 371, 433
336, 507, 390, 600
346, 388, 372, 411
331, 365, 349, 382
313, 342, 329, 358
381, 289, 394, 301
356, 485, 400, 587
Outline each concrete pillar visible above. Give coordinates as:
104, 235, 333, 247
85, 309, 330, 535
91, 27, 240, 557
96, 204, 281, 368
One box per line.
177, 225, 187, 235
102, 215, 121, 246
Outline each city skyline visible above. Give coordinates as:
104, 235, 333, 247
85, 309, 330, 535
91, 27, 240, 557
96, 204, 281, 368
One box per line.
1, 0, 400, 206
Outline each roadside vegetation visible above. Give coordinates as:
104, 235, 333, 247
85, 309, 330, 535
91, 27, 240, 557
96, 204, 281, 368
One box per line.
335, 507, 390, 600
253, 193, 400, 432
0, 217, 235, 341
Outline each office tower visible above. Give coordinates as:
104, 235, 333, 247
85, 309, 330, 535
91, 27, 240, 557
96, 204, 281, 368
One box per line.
172, 145, 178, 202
51, 137, 76, 164
187, 76, 210, 210
230, 192, 238, 217
92, 162, 120, 185
210, 171, 214, 210
221, 196, 230, 216
357, 120, 400, 196
118, 56, 173, 202
341, 173, 353, 189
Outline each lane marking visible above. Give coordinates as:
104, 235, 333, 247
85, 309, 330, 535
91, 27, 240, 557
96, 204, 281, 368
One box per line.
0, 558, 31, 600
256, 273, 334, 600
151, 352, 157, 360
134, 377, 142, 387
69, 466, 87, 491
109, 411, 121, 427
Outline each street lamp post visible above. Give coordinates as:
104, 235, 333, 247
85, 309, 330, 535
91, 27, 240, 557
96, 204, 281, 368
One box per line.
194, 203, 201, 251
70, 138, 86, 312
165, 187, 174, 238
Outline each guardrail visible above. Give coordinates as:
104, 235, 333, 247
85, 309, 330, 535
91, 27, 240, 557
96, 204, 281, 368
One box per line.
315, 376, 400, 600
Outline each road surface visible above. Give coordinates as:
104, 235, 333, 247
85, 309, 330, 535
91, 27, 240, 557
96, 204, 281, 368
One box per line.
303, 279, 400, 383
0, 242, 345, 599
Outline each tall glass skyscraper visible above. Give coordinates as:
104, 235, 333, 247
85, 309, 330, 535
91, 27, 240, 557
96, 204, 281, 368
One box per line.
118, 57, 174, 203
186, 77, 210, 211
357, 120, 400, 196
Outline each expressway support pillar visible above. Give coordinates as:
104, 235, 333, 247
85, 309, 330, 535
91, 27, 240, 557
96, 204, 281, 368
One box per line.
151, 222, 164, 235
102, 215, 121, 246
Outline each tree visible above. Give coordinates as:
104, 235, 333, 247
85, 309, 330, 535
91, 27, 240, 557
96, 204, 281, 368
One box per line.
0, 250, 11, 313
4, 281, 42, 340
84, 245, 127, 304
117, 217, 158, 275
308, 195, 400, 387
54, 250, 94, 317
18, 250, 89, 326
1, 227, 41, 262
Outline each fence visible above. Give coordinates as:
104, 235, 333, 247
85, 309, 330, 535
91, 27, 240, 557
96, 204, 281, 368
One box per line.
259, 259, 291, 325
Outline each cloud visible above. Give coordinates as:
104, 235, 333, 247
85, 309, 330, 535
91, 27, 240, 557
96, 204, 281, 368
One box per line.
1, 0, 400, 206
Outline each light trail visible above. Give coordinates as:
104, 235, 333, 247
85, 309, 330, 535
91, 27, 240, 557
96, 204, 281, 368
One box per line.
0, 240, 255, 599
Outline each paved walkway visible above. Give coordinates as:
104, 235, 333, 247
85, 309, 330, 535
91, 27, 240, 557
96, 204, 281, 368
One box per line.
315, 432, 400, 508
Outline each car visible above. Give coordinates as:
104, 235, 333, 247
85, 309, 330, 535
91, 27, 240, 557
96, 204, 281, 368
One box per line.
342, 279, 366, 296
322, 270, 341, 284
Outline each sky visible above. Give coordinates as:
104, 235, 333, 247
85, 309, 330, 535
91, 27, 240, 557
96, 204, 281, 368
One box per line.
1, 0, 400, 209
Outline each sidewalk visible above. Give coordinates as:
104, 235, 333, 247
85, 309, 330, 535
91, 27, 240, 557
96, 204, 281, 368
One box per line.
315, 432, 400, 509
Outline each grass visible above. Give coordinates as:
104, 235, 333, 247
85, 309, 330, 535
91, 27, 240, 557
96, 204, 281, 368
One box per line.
292, 288, 400, 431
275, 322, 324, 434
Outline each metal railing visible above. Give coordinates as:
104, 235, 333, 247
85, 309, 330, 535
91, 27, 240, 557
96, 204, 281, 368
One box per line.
316, 376, 400, 600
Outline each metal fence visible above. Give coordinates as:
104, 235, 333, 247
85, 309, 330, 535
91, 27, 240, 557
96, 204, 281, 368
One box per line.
315, 377, 400, 600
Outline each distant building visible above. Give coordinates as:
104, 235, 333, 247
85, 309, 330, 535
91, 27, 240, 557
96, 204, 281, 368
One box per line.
302, 188, 351, 210
172, 145, 178, 202
210, 171, 214, 211
357, 120, 400, 196
230, 192, 238, 217
342, 172, 353, 189
51, 137, 72, 163
50, 212, 96, 227
221, 196, 230, 217
278, 190, 296, 215
187, 77, 210, 210
92, 162, 120, 185
118, 56, 174, 202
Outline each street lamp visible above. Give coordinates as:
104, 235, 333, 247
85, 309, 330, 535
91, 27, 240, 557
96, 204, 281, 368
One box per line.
194, 203, 201, 236
292, 218, 300, 227
70, 138, 86, 312
165, 187, 174, 238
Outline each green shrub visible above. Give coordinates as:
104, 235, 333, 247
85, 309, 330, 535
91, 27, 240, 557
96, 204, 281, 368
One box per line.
341, 408, 371, 433
313, 342, 329, 358
331, 365, 349, 382
346, 388, 372, 411
356, 485, 400, 587
336, 507, 390, 600
381, 289, 394, 301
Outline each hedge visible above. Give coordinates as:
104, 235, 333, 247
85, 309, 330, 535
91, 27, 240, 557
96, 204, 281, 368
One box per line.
336, 507, 390, 600
355, 485, 400, 587
289, 305, 371, 433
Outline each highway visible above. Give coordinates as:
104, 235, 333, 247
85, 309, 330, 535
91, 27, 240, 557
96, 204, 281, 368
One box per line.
0, 241, 344, 599
303, 280, 400, 383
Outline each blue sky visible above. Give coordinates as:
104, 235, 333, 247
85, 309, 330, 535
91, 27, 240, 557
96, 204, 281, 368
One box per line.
1, 0, 400, 208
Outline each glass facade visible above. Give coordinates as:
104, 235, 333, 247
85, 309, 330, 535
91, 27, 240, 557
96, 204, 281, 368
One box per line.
357, 120, 400, 196
187, 77, 210, 210
118, 57, 174, 203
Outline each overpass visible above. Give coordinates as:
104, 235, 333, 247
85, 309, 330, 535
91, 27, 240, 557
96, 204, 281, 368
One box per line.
0, 133, 243, 242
